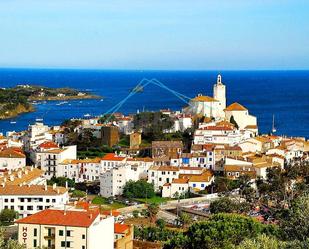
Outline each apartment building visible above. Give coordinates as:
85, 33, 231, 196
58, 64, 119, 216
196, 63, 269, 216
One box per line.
0, 184, 69, 218
57, 158, 102, 182
100, 165, 141, 197
35, 145, 77, 179
16, 208, 114, 249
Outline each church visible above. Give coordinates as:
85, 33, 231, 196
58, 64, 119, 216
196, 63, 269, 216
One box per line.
185, 75, 257, 130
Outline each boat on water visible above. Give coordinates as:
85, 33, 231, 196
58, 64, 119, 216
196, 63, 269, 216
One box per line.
10, 121, 17, 124
272, 114, 277, 133
36, 118, 43, 122
84, 114, 91, 118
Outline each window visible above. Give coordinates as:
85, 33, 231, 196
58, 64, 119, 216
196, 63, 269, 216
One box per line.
193, 183, 196, 187
82, 246, 85, 249
52, 199, 56, 203
33, 239, 37, 248
82, 234, 85, 239
66, 230, 71, 237
173, 172, 176, 175
11, 199, 14, 202
61, 241, 66, 247
59, 230, 64, 236
46, 199, 50, 203
4, 199, 8, 202
34, 228, 37, 237
159, 177, 162, 182
27, 206, 33, 210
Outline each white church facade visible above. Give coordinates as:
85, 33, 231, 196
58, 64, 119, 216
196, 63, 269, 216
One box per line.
185, 75, 258, 131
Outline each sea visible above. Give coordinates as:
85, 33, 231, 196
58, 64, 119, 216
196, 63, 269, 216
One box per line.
0, 68, 308, 138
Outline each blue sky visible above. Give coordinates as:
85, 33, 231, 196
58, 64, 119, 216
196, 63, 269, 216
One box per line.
0, 0, 308, 70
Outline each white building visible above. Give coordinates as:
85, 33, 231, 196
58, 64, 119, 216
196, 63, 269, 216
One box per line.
185, 75, 226, 119
224, 102, 257, 130
0, 148, 26, 171
0, 184, 69, 218
23, 122, 51, 152
35, 145, 77, 179
100, 165, 141, 197
57, 158, 102, 182
16, 208, 114, 249
193, 125, 243, 145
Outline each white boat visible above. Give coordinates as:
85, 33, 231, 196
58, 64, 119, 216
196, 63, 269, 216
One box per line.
36, 118, 43, 122
84, 114, 91, 117
10, 121, 17, 124
272, 114, 277, 133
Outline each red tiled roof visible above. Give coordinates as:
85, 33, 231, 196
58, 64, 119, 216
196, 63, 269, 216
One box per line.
224, 102, 247, 111
114, 223, 129, 234
39, 141, 59, 149
0, 148, 25, 158
16, 209, 99, 227
102, 210, 121, 217
101, 153, 125, 161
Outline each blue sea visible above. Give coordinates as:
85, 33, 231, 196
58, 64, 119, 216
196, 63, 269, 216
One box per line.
0, 68, 308, 138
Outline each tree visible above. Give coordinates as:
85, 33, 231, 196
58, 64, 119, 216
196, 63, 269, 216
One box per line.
185, 213, 279, 249
147, 203, 159, 223
71, 190, 87, 199
178, 213, 192, 228
156, 218, 166, 229
210, 197, 238, 214
0, 209, 18, 226
235, 234, 285, 249
281, 195, 309, 241
132, 210, 139, 218
47, 177, 75, 188
0, 228, 25, 249
230, 115, 239, 129
123, 180, 155, 199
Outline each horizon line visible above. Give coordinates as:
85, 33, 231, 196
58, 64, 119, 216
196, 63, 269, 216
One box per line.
0, 66, 309, 72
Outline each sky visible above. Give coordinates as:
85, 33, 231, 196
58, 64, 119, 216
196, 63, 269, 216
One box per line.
0, 0, 309, 70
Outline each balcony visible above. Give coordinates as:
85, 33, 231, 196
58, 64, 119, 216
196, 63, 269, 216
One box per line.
44, 234, 55, 239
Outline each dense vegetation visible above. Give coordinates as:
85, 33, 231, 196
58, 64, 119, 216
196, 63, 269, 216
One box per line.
0, 85, 92, 119
123, 180, 155, 199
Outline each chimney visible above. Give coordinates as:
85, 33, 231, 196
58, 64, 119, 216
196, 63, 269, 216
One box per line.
44, 183, 47, 191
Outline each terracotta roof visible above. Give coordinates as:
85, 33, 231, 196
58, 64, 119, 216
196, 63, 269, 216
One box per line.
0, 167, 44, 186
172, 178, 189, 184
38, 141, 59, 149
127, 157, 153, 162
102, 210, 121, 217
101, 153, 125, 161
179, 167, 204, 171
188, 171, 213, 183
163, 183, 171, 187
150, 166, 179, 172
191, 95, 218, 102
16, 209, 99, 227
224, 165, 254, 172
114, 223, 130, 234
199, 126, 234, 131
0, 148, 25, 158
244, 125, 258, 129
224, 102, 247, 111
0, 185, 67, 195
43, 149, 65, 154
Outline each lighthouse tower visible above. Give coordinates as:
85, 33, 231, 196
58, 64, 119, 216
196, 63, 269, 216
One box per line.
213, 74, 226, 118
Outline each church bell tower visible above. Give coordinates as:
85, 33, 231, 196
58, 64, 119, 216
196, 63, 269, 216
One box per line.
213, 74, 226, 117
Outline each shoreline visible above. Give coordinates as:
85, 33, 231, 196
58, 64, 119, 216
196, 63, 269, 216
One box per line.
28, 94, 101, 101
